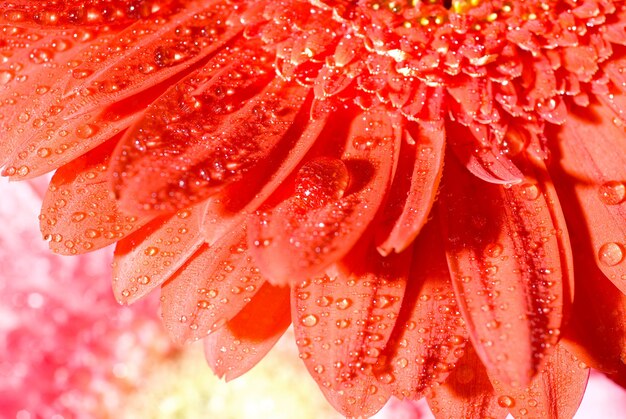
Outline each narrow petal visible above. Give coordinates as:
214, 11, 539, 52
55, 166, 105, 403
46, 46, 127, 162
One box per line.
551, 101, 626, 293
375, 120, 445, 255
447, 121, 524, 185
0, 25, 102, 165
564, 256, 626, 375
553, 158, 626, 373
291, 240, 410, 417
489, 345, 589, 419
160, 224, 266, 345
0, 0, 177, 27
427, 346, 508, 419
112, 203, 205, 304
249, 106, 400, 285
373, 219, 469, 401
40, 138, 150, 255
200, 100, 331, 245
204, 282, 291, 382
112, 52, 309, 216
439, 154, 573, 386
3, 0, 241, 179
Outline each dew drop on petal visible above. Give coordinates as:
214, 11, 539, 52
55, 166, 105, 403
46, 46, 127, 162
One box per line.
498, 395, 515, 408
335, 298, 352, 310
599, 181, 625, 205
519, 183, 540, 200
598, 242, 625, 266
301, 314, 318, 327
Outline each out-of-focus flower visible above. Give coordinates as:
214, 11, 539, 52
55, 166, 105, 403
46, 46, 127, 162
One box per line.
0, 0, 625, 417
0, 178, 173, 417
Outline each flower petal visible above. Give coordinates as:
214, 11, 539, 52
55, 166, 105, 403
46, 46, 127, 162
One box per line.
427, 346, 508, 419
439, 153, 573, 386
112, 203, 205, 304
373, 219, 468, 401
0, 25, 102, 166
200, 100, 331, 245
447, 121, 524, 185
204, 282, 291, 382
291, 240, 410, 417
112, 54, 309, 216
0, 0, 178, 27
375, 120, 445, 255
3, 0, 241, 179
249, 106, 400, 285
553, 160, 626, 374
39, 138, 150, 255
551, 101, 626, 293
160, 224, 267, 345
489, 345, 589, 419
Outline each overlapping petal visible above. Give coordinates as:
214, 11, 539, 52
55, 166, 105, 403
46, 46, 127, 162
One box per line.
160, 224, 267, 344
204, 282, 291, 381
112, 203, 205, 303
439, 153, 573, 386
40, 137, 150, 255
291, 239, 410, 416
375, 120, 445, 255
2, 0, 241, 179
249, 107, 401, 285
552, 101, 626, 293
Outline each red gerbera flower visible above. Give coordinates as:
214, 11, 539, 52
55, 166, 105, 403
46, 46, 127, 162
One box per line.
1, 0, 625, 417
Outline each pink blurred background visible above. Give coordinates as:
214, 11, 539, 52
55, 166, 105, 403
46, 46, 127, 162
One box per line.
1, 178, 624, 418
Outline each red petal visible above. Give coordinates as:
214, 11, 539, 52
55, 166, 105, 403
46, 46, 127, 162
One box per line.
160, 224, 267, 345
204, 282, 291, 381
0, 25, 102, 166
439, 154, 573, 386
427, 346, 508, 419
249, 107, 400, 285
553, 155, 626, 373
291, 240, 410, 417
551, 102, 626, 293
112, 203, 205, 304
1, 0, 178, 27
200, 100, 331, 245
40, 137, 150, 255
373, 219, 469, 401
112, 50, 309, 216
489, 345, 589, 419
3, 1, 240, 179
447, 121, 524, 185
375, 120, 445, 255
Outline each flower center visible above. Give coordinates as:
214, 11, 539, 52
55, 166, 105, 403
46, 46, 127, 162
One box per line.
256, 0, 616, 145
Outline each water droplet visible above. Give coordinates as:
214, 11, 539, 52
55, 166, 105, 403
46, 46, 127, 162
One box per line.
519, 183, 540, 201
37, 147, 51, 158
336, 298, 352, 310
71, 212, 86, 222
301, 314, 319, 327
76, 124, 98, 139
497, 395, 515, 408
336, 319, 350, 329
0, 70, 14, 85
13, 166, 30, 177
598, 242, 624, 266
396, 357, 409, 368
484, 243, 503, 258
373, 295, 392, 309
599, 181, 625, 205
144, 246, 159, 256
316, 296, 332, 307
